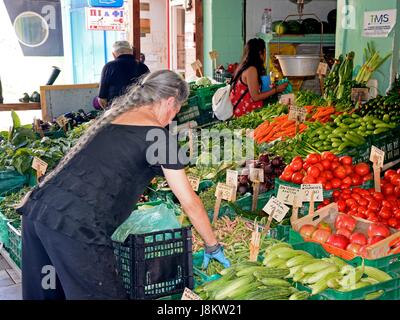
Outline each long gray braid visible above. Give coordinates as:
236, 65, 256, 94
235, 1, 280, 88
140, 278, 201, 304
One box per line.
38, 69, 189, 188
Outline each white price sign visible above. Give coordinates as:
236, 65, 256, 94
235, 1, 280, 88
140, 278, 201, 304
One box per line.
181, 288, 202, 300
262, 196, 290, 222
215, 183, 236, 202
277, 185, 303, 207
191, 60, 203, 71
316, 62, 328, 76
370, 146, 385, 168
187, 175, 200, 192
288, 106, 307, 123
279, 93, 295, 106
32, 157, 48, 175
226, 170, 239, 188
249, 167, 264, 183
301, 184, 324, 202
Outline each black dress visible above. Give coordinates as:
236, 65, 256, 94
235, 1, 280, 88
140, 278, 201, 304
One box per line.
18, 124, 186, 300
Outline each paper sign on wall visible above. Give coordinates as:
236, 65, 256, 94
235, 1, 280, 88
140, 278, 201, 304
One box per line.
301, 184, 324, 202
370, 146, 385, 168
262, 196, 290, 222
363, 9, 397, 38
277, 185, 303, 207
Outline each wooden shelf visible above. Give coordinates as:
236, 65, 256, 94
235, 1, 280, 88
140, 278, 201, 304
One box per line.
0, 103, 41, 112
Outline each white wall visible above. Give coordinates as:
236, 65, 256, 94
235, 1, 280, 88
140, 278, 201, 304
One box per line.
140, 0, 168, 71
246, 0, 337, 40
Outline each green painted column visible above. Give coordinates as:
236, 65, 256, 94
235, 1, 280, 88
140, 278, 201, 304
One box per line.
203, 0, 244, 78
336, 0, 399, 94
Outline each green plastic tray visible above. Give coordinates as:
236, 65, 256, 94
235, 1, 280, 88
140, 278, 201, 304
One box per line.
194, 84, 225, 110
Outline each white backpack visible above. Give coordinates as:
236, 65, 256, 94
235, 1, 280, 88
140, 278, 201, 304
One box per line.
212, 84, 249, 121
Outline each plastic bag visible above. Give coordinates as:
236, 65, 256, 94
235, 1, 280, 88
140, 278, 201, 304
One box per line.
111, 204, 181, 243
261, 76, 293, 94
0, 170, 28, 196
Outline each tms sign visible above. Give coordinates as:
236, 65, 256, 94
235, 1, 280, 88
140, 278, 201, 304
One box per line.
364, 9, 397, 38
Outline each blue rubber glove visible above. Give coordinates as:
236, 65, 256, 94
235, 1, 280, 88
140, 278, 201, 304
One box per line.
202, 244, 231, 269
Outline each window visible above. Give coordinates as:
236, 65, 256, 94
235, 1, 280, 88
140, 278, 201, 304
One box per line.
13, 11, 49, 47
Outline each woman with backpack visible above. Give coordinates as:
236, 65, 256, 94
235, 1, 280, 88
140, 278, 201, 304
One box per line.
230, 38, 288, 117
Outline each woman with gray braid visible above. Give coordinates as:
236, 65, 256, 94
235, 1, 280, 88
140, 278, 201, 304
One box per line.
17, 70, 230, 300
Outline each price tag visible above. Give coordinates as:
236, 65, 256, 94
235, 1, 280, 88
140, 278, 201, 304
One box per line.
215, 183, 236, 202
301, 184, 324, 202
262, 196, 290, 222
351, 88, 369, 102
31, 157, 48, 176
187, 174, 200, 192
279, 93, 295, 106
288, 106, 307, 123
226, 170, 239, 188
277, 185, 303, 206
370, 146, 385, 168
249, 167, 264, 183
209, 50, 219, 61
181, 288, 202, 300
316, 62, 328, 76
56, 115, 69, 128
191, 60, 203, 77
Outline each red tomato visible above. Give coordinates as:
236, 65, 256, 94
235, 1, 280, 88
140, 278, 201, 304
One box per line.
346, 199, 357, 208
332, 190, 341, 200
334, 166, 347, 179
300, 224, 316, 238
291, 172, 304, 184
368, 214, 380, 223
350, 232, 368, 246
379, 207, 392, 220
321, 159, 331, 170
335, 214, 357, 232
337, 200, 346, 212
382, 184, 395, 196
325, 171, 334, 180
341, 183, 352, 190
343, 165, 352, 176
397, 169, 400, 175
394, 209, 400, 219
382, 200, 393, 209
321, 151, 335, 161
368, 223, 391, 238
336, 228, 353, 239
388, 218, 398, 228
390, 174, 400, 186
373, 193, 384, 201
357, 206, 367, 215
292, 156, 303, 163
280, 171, 293, 182
326, 234, 350, 250
316, 177, 327, 185
303, 161, 312, 171
306, 153, 321, 165
346, 243, 362, 254
311, 229, 331, 244
343, 189, 352, 194
362, 173, 373, 183
395, 186, 400, 197
331, 178, 342, 189
302, 175, 316, 184
307, 165, 321, 178
290, 160, 303, 172
368, 200, 381, 212
384, 169, 397, 181
325, 182, 333, 190
368, 235, 386, 245
350, 174, 362, 186
351, 193, 362, 202
354, 163, 370, 176
357, 198, 369, 207
342, 176, 352, 186
331, 161, 340, 170
339, 156, 353, 166
365, 209, 377, 218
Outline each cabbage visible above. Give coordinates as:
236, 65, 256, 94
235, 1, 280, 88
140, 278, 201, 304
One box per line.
195, 77, 212, 87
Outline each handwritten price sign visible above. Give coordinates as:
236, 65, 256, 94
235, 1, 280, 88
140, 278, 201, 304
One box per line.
301, 184, 324, 202
370, 146, 385, 168
215, 183, 236, 202
262, 196, 290, 222
288, 106, 307, 123
277, 185, 303, 207
187, 175, 200, 192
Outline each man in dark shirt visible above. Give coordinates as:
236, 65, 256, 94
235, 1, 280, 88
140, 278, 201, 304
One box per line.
98, 41, 149, 108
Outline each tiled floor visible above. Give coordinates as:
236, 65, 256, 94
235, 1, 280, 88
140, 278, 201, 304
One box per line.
0, 252, 22, 300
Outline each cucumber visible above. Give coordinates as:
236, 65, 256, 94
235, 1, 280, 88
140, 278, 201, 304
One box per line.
374, 128, 390, 135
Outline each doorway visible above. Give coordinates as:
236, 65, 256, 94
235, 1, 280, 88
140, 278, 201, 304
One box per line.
170, 5, 186, 73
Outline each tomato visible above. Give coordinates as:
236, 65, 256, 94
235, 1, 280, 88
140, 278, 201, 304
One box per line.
350, 232, 368, 246
343, 165, 352, 176
395, 186, 400, 197
339, 156, 353, 166
368, 235, 386, 245
388, 218, 398, 228
346, 243, 362, 254
346, 199, 357, 209
337, 200, 346, 213
289, 160, 303, 172
311, 229, 331, 244
373, 193, 384, 201
394, 209, 400, 219
357, 206, 367, 215
350, 174, 362, 186
334, 166, 347, 179
368, 200, 381, 212
292, 156, 303, 163
358, 189, 370, 197
368, 223, 391, 238
325, 182, 333, 190
332, 190, 341, 200
321, 151, 335, 161
342, 176, 352, 186
331, 178, 342, 189
325, 171, 334, 180
317, 222, 332, 233
291, 172, 304, 185
321, 159, 331, 170
354, 163, 371, 176
336, 228, 353, 239
343, 189, 352, 194
365, 209, 377, 218
384, 169, 397, 182
341, 183, 352, 190
331, 161, 340, 170
357, 198, 369, 207
382, 200, 393, 209
351, 193, 362, 202
368, 214, 380, 223
379, 207, 392, 220
303, 161, 312, 171
302, 175, 316, 184
280, 170, 293, 182
306, 153, 321, 165
335, 214, 357, 232
300, 224, 316, 238
316, 177, 327, 185
307, 165, 321, 178
382, 184, 395, 196
326, 234, 350, 250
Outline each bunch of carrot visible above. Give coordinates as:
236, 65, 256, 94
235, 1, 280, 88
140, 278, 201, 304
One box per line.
253, 115, 308, 144
310, 106, 337, 123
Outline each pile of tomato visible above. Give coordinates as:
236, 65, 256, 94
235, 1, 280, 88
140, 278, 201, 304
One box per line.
279, 152, 372, 190
381, 169, 400, 197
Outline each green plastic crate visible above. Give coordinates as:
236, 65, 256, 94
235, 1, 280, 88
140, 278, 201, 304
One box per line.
0, 211, 10, 248
370, 126, 400, 164
175, 96, 201, 125
339, 144, 371, 164
194, 84, 225, 110
289, 229, 400, 273
6, 220, 21, 268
